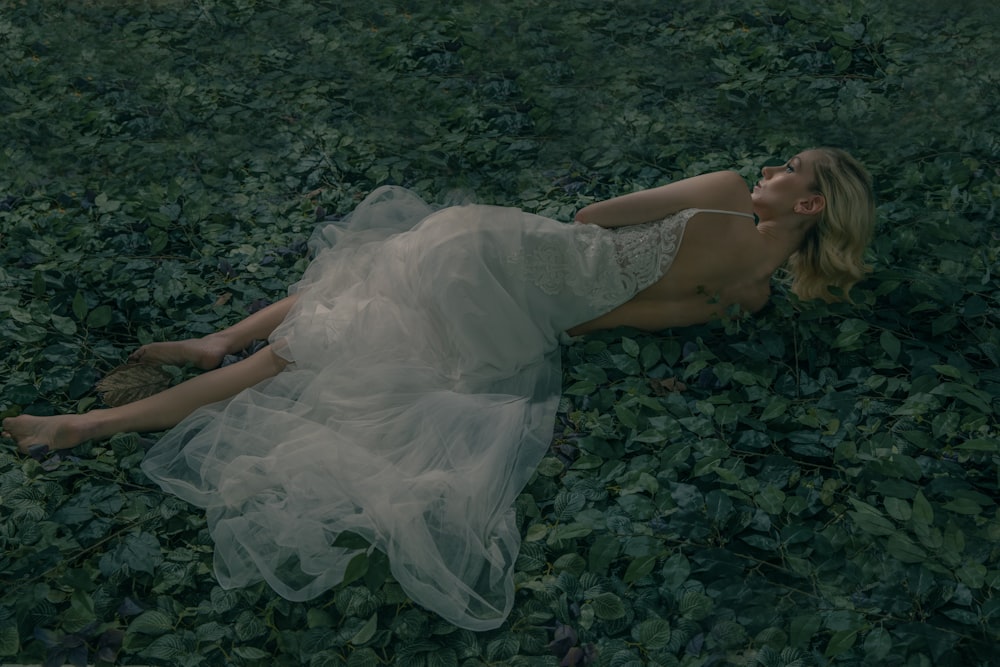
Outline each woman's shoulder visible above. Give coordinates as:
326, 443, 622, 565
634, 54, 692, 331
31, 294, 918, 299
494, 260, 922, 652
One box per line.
689, 170, 754, 217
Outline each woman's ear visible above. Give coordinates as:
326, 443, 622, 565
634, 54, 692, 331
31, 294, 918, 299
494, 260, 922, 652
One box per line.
795, 193, 826, 216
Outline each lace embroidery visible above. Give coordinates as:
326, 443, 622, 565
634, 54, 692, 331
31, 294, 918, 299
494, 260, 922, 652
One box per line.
608, 209, 696, 295
508, 209, 696, 312
507, 223, 625, 312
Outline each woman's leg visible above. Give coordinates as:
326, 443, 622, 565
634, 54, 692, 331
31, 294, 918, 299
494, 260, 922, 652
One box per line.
3, 346, 288, 454
129, 294, 300, 369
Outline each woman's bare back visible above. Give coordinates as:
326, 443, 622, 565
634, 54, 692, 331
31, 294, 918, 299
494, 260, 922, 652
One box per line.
567, 210, 772, 334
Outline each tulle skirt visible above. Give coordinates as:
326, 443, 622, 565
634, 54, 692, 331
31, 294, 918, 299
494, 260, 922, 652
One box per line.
141, 187, 631, 630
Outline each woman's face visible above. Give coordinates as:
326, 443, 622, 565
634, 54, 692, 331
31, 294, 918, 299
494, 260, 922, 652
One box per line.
751, 150, 825, 220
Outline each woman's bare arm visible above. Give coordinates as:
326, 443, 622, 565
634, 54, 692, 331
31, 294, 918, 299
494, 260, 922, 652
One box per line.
574, 170, 751, 228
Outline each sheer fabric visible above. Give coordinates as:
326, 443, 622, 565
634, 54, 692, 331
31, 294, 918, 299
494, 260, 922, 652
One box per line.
141, 187, 692, 630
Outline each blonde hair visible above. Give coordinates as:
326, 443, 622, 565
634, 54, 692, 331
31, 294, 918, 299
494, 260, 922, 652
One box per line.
787, 147, 876, 302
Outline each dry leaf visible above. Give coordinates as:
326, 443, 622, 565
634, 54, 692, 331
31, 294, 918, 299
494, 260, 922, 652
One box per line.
96, 364, 173, 407
650, 377, 687, 395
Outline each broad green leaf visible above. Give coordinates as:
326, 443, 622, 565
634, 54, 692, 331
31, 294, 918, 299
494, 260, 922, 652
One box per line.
825, 628, 860, 658
957, 562, 987, 589
0, 625, 19, 657
623, 553, 657, 584
347, 648, 380, 667
535, 457, 564, 477
591, 592, 626, 620
587, 535, 621, 575
789, 614, 821, 649
140, 634, 188, 660
524, 522, 548, 542
553, 489, 586, 522
660, 552, 690, 591
128, 610, 175, 636
849, 511, 896, 536
564, 380, 597, 396
884, 497, 911, 522
549, 522, 591, 541
342, 552, 369, 586
485, 634, 520, 661
639, 342, 661, 369
557, 553, 592, 581
426, 648, 459, 667
621, 336, 640, 357
879, 330, 901, 360
911, 490, 935, 524
678, 591, 712, 620
637, 619, 671, 649
955, 438, 997, 452
942, 498, 982, 516
886, 532, 927, 563
72, 290, 88, 321
232, 645, 271, 660
350, 613, 378, 646
863, 627, 892, 660
86, 304, 113, 328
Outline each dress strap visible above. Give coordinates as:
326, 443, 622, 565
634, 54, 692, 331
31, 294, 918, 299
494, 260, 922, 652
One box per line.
691, 208, 755, 219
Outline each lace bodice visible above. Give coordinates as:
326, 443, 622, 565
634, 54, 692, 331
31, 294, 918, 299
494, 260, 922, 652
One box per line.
607, 208, 699, 296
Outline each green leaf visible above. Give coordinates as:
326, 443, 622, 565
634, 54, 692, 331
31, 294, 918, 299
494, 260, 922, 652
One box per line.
639, 342, 661, 369
956, 562, 987, 589
678, 591, 712, 620
848, 499, 895, 536
549, 522, 592, 541
525, 522, 548, 542
0, 625, 20, 657
426, 648, 459, 667
863, 627, 892, 660
884, 497, 911, 522
833, 318, 868, 349
637, 618, 671, 650
942, 498, 982, 516
789, 614, 821, 649
955, 438, 998, 452
564, 380, 597, 396
140, 634, 188, 660
535, 457, 564, 477
621, 336, 640, 357
886, 532, 927, 563
128, 610, 175, 636
623, 553, 657, 583
591, 592, 626, 620
588, 534, 620, 574
879, 330, 901, 361
86, 304, 113, 328
485, 634, 520, 661
911, 490, 934, 524
341, 552, 369, 586
553, 489, 586, 522
350, 613, 378, 646
347, 648, 380, 667
72, 290, 88, 321
233, 645, 271, 660
825, 628, 860, 658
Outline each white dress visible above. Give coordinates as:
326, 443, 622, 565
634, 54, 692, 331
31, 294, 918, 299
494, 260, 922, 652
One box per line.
140, 186, 699, 631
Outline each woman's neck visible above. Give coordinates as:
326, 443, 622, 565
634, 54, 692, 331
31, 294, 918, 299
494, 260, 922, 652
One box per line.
756, 218, 811, 271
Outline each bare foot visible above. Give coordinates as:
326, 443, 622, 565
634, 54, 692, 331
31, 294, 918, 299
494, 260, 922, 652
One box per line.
128, 335, 229, 370
2, 414, 93, 454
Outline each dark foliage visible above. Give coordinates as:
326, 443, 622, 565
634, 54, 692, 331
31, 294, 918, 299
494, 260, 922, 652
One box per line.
1, 0, 997, 665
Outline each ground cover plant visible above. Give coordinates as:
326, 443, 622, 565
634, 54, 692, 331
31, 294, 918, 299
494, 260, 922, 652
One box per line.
1, 0, 998, 664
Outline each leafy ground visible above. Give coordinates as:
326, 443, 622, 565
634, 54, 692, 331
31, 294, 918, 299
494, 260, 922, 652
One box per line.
1, 0, 998, 665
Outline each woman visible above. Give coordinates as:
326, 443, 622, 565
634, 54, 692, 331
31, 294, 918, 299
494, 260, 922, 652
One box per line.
3, 147, 874, 630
